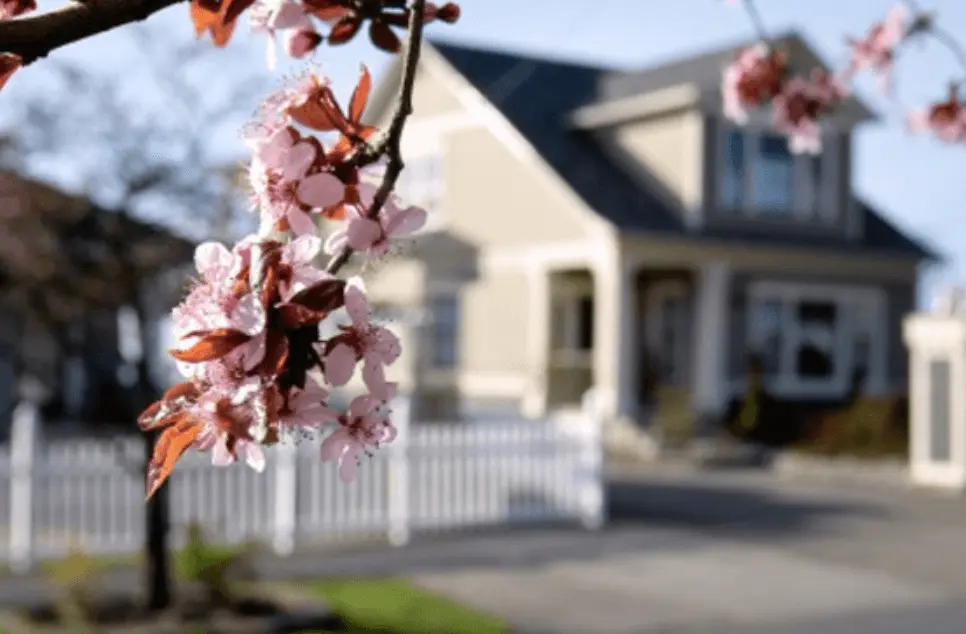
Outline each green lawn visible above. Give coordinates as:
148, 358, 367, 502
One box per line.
296, 577, 511, 634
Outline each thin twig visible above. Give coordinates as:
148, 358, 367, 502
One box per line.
740, 0, 770, 46
324, 0, 426, 276
0, 0, 187, 67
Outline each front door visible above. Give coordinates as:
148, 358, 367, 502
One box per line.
642, 280, 690, 395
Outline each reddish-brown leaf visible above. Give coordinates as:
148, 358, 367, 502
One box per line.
369, 19, 401, 53
140, 411, 187, 433
321, 202, 348, 221
0, 54, 22, 94
290, 279, 346, 313
287, 83, 350, 133
327, 15, 362, 44
221, 0, 256, 26
190, 0, 238, 46
349, 65, 372, 122
163, 381, 201, 403
277, 303, 328, 329
146, 419, 202, 500
169, 328, 250, 363
262, 329, 290, 375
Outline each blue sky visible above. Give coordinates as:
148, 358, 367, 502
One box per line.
4, 0, 965, 303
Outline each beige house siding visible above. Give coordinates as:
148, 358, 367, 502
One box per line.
409, 66, 464, 118
443, 127, 588, 245
599, 109, 704, 219
458, 268, 529, 376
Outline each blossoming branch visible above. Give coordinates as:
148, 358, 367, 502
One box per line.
1, 0, 460, 499
721, 0, 966, 150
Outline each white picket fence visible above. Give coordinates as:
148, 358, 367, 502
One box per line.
0, 396, 604, 572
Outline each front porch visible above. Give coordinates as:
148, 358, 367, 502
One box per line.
531, 257, 893, 434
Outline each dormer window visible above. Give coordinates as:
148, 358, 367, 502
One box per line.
717, 125, 838, 222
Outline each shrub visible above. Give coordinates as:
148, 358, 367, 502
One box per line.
174, 524, 259, 608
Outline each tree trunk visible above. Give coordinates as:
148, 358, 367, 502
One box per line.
132, 297, 172, 612
144, 431, 172, 611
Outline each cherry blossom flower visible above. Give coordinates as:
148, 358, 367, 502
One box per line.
319, 277, 401, 401
722, 44, 787, 123
772, 70, 847, 154
323, 183, 426, 259
248, 125, 345, 235
249, 0, 321, 69
908, 86, 966, 143
0, 0, 35, 20
319, 394, 397, 482
844, 3, 909, 93
278, 374, 330, 432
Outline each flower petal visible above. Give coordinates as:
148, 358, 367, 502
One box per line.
244, 442, 267, 472
385, 205, 427, 237
282, 141, 317, 180
211, 436, 236, 466
286, 207, 319, 236
297, 172, 345, 209
349, 393, 380, 418
231, 293, 267, 336
323, 229, 349, 255
194, 242, 234, 281
283, 235, 322, 267
344, 281, 370, 329
361, 358, 392, 402
323, 343, 357, 386
345, 216, 382, 251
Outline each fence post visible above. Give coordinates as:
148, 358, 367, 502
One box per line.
271, 439, 298, 556
9, 386, 42, 573
387, 395, 411, 547
579, 389, 606, 530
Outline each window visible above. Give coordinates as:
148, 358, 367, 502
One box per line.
751, 135, 794, 212
428, 295, 459, 368
720, 129, 745, 210
718, 126, 837, 220
746, 283, 884, 396
396, 145, 444, 231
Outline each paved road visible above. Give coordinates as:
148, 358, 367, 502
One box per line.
3, 463, 966, 634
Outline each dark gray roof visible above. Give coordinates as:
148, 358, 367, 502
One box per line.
429, 39, 938, 261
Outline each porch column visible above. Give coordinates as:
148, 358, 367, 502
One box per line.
691, 260, 732, 427
593, 255, 635, 421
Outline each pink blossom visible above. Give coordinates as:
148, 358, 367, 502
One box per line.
279, 375, 330, 431
319, 394, 397, 482
322, 183, 427, 259
320, 278, 401, 400
772, 71, 847, 154
722, 44, 786, 123
248, 0, 314, 69
248, 126, 344, 236
0, 0, 35, 20
907, 88, 966, 143
285, 26, 322, 59
278, 235, 332, 301
844, 3, 909, 93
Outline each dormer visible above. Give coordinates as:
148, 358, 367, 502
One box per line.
567, 32, 877, 239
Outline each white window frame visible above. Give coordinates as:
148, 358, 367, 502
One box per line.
644, 280, 690, 385
745, 281, 887, 398
717, 123, 839, 223
398, 135, 445, 232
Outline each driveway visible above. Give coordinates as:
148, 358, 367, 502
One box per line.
2, 463, 966, 634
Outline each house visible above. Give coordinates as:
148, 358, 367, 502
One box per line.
0, 172, 195, 435
339, 33, 937, 428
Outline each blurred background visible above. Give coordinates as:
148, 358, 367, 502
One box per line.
0, 1, 965, 633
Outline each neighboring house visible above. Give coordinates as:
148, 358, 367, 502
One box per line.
0, 172, 194, 435
337, 33, 937, 426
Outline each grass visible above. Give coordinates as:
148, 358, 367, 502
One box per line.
290, 577, 511, 634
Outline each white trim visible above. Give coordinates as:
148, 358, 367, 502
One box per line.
568, 84, 701, 129
483, 241, 606, 271
746, 281, 887, 398
421, 46, 615, 242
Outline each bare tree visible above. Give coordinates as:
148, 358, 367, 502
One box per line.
0, 30, 265, 610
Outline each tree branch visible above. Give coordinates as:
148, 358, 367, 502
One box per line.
325, 0, 426, 275
0, 0, 187, 67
